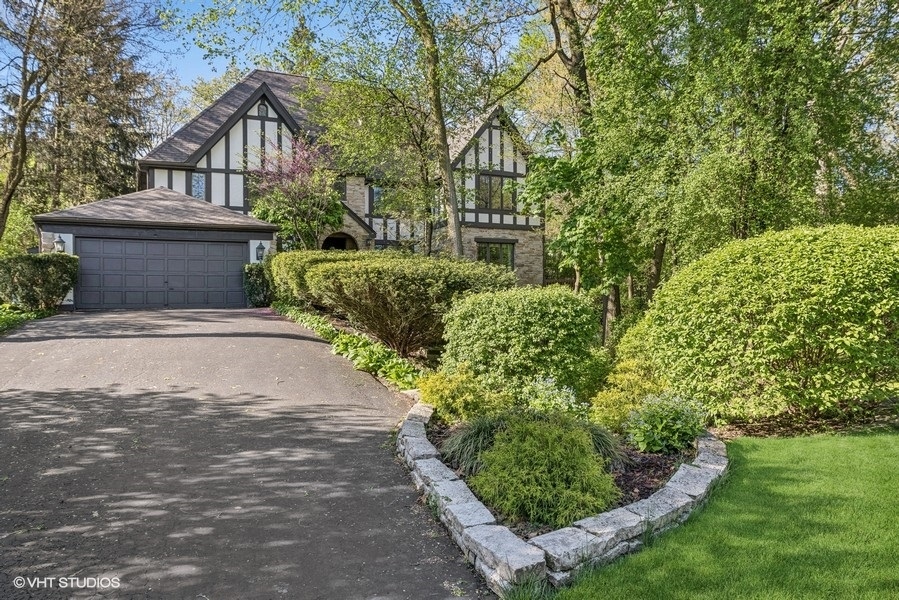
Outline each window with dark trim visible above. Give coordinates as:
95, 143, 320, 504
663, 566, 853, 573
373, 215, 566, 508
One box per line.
257, 103, 269, 117
369, 185, 386, 217
191, 172, 206, 200
476, 241, 514, 270
476, 174, 516, 212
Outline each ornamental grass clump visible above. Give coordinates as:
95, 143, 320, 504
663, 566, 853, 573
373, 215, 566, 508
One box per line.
616, 225, 899, 422
469, 416, 621, 528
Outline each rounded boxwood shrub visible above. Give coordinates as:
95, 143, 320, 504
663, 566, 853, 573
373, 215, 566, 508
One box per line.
0, 253, 78, 311
469, 415, 621, 528
620, 225, 899, 421
305, 256, 516, 355
442, 286, 603, 399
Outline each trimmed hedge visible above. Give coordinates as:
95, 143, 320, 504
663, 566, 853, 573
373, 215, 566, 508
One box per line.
619, 225, 899, 421
305, 256, 516, 355
268, 250, 388, 305
0, 253, 78, 311
442, 286, 604, 399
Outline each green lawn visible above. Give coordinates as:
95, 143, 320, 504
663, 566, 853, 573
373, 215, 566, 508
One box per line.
0, 305, 45, 335
558, 431, 899, 600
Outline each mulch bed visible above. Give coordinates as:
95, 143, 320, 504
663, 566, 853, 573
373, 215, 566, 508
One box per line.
423, 422, 692, 540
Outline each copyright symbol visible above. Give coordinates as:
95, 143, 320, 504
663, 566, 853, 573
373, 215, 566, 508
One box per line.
13, 576, 25, 588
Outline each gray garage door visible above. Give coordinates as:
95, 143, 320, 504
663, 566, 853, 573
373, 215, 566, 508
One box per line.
75, 238, 247, 309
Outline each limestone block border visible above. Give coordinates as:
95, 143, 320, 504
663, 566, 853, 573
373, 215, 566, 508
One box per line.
395, 390, 729, 595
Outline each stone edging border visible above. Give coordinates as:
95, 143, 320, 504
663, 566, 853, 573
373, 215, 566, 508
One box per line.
395, 390, 729, 595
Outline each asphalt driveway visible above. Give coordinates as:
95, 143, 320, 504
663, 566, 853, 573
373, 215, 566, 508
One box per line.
0, 309, 487, 599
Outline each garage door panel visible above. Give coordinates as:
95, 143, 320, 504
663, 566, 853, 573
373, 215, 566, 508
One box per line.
125, 258, 145, 271
103, 274, 123, 287
103, 257, 123, 270
103, 240, 124, 254
76, 237, 248, 309
80, 239, 102, 253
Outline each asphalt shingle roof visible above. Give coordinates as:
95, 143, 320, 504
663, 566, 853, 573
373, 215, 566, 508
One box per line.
32, 187, 279, 232
141, 70, 313, 166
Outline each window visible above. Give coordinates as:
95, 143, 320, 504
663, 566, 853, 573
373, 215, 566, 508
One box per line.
477, 241, 514, 270
369, 185, 385, 217
476, 174, 516, 211
257, 103, 269, 117
191, 172, 206, 200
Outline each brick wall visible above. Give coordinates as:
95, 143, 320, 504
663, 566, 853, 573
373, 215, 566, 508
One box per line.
460, 226, 544, 286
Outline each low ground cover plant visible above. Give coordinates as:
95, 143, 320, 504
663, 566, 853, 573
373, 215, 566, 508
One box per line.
0, 304, 49, 335
0, 253, 78, 311
306, 256, 515, 355
418, 367, 513, 423
442, 286, 607, 399
272, 303, 420, 389
615, 225, 899, 422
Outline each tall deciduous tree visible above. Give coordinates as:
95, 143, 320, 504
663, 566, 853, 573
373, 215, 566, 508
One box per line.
0, 0, 163, 241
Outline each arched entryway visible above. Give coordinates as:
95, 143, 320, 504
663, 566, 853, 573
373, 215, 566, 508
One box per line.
321, 233, 358, 251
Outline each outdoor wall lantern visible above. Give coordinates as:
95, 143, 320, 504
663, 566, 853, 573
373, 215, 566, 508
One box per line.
256, 242, 266, 261
53, 235, 66, 253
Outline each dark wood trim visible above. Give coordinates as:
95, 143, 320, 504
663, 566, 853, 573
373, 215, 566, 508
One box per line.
147, 169, 155, 188
474, 236, 518, 244
166, 169, 173, 188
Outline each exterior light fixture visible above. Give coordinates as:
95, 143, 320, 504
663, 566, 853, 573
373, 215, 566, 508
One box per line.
53, 235, 66, 253
256, 242, 266, 261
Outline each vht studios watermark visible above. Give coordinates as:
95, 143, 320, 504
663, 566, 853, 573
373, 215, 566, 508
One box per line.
12, 575, 121, 590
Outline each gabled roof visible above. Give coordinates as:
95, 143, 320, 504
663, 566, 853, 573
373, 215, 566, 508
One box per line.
448, 105, 530, 167
33, 187, 278, 232
141, 70, 315, 167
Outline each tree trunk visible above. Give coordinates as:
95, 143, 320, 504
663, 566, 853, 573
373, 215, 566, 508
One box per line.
603, 283, 622, 343
393, 0, 464, 257
646, 237, 666, 302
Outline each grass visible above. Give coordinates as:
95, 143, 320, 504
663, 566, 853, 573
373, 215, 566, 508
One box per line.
554, 430, 899, 600
0, 304, 47, 335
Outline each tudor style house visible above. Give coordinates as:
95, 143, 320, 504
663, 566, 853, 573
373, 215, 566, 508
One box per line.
137, 69, 544, 285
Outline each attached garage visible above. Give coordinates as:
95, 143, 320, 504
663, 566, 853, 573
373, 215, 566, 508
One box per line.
33, 188, 277, 310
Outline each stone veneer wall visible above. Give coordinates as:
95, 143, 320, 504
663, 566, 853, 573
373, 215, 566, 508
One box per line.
459, 226, 544, 286
395, 392, 729, 595
344, 176, 369, 218
317, 211, 375, 250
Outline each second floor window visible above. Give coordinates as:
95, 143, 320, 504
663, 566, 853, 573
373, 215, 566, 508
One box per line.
476, 174, 516, 212
191, 172, 206, 200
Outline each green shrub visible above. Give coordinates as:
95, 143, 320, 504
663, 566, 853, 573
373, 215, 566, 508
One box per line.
442, 286, 603, 399
440, 414, 508, 476
268, 250, 375, 304
418, 367, 514, 423
0, 253, 78, 311
520, 378, 591, 421
469, 416, 621, 528
626, 394, 706, 454
306, 256, 516, 355
620, 225, 899, 422
243, 261, 273, 307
